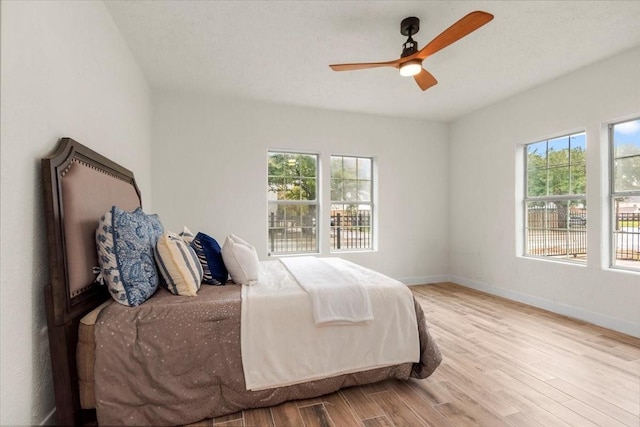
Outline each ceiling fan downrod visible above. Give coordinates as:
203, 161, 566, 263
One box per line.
400, 17, 420, 57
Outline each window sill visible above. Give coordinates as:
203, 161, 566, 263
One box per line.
520, 255, 587, 267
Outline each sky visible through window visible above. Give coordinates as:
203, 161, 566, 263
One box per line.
614, 119, 640, 145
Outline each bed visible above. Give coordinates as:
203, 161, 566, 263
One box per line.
41, 137, 442, 426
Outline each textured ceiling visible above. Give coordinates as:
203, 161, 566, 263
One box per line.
105, 1, 640, 122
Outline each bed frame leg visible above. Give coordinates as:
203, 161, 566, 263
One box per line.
45, 284, 84, 426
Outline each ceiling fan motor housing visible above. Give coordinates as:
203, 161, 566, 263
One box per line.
400, 17, 420, 57
400, 17, 420, 36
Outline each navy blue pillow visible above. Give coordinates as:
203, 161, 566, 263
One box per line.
191, 232, 228, 285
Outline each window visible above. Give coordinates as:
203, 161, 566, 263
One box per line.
330, 156, 373, 250
267, 152, 318, 254
610, 118, 640, 271
524, 132, 586, 262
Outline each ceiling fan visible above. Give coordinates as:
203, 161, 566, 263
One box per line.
329, 11, 494, 91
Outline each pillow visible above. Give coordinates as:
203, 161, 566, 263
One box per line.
96, 206, 164, 307
154, 232, 203, 296
178, 226, 195, 244
221, 234, 260, 285
191, 232, 228, 285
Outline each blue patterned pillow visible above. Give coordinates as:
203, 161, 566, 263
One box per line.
96, 206, 164, 306
191, 232, 228, 285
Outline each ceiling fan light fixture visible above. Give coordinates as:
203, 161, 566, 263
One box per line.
399, 60, 422, 77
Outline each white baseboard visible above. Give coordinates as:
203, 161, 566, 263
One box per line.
398, 275, 451, 286
40, 407, 56, 425
450, 275, 640, 338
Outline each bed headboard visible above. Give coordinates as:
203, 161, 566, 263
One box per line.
41, 138, 142, 425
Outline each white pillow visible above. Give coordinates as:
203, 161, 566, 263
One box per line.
221, 234, 260, 285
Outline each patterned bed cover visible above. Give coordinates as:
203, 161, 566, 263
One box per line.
81, 283, 441, 425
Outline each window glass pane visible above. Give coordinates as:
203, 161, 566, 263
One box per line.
343, 157, 357, 179
570, 133, 586, 163
548, 166, 570, 195
343, 180, 358, 202
299, 154, 317, 178
614, 119, 640, 158
330, 179, 342, 201
525, 199, 586, 261
527, 167, 547, 197
568, 201, 587, 230
548, 136, 569, 166
612, 196, 640, 268
527, 141, 547, 165
330, 203, 372, 250
526, 201, 546, 229
268, 203, 317, 254
268, 176, 283, 200
358, 158, 372, 180
614, 157, 640, 192
570, 164, 586, 195
331, 157, 342, 176
300, 178, 316, 200
285, 154, 298, 176
358, 181, 371, 202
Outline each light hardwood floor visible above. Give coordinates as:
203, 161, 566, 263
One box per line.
186, 282, 640, 427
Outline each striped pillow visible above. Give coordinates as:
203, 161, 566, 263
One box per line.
154, 232, 203, 296
191, 232, 228, 285
178, 226, 195, 244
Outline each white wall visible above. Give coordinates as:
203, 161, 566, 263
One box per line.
152, 92, 450, 282
0, 1, 152, 425
449, 46, 640, 337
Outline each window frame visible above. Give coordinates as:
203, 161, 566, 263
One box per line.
267, 150, 319, 255
330, 155, 374, 252
523, 131, 587, 263
609, 118, 640, 272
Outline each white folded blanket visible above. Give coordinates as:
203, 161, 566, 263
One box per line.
280, 256, 373, 325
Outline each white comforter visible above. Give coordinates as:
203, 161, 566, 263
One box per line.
241, 258, 420, 391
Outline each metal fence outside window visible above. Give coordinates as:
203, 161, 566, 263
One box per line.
614, 213, 640, 261
526, 208, 587, 259
330, 211, 372, 250
268, 210, 372, 253
526, 210, 640, 261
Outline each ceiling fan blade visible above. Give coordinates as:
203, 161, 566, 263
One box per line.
329, 58, 402, 72
414, 68, 438, 91
417, 11, 493, 60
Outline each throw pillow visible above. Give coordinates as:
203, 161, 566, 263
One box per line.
178, 226, 195, 244
221, 234, 261, 285
154, 232, 203, 296
96, 206, 164, 307
191, 232, 228, 285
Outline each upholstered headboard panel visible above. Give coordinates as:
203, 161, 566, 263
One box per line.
42, 138, 142, 325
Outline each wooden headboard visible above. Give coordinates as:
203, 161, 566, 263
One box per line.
41, 138, 142, 426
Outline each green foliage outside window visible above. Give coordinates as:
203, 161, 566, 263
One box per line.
526, 133, 586, 198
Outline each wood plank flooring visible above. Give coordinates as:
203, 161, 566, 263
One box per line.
185, 282, 640, 426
